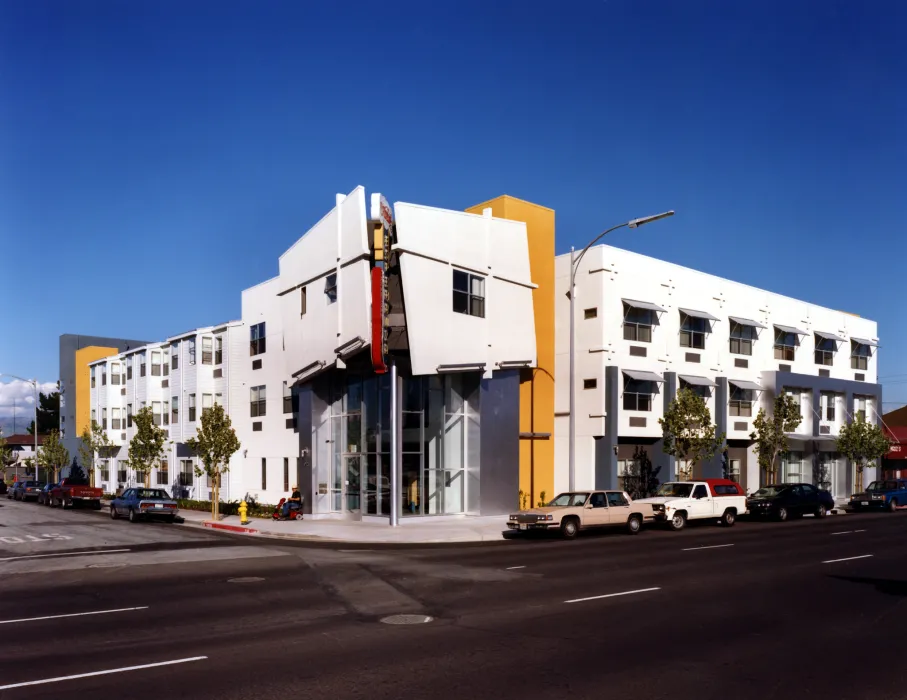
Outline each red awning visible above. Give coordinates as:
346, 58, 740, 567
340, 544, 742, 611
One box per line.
885, 427, 907, 460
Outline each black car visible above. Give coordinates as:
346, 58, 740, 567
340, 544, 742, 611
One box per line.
37, 483, 58, 506
747, 483, 835, 521
0, 481, 7, 496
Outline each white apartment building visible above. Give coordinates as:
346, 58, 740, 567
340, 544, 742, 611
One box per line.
555, 244, 882, 502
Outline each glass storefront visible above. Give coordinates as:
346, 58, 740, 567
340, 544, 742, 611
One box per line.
320, 371, 481, 518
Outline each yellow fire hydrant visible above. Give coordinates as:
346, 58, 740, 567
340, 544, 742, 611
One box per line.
239, 500, 249, 526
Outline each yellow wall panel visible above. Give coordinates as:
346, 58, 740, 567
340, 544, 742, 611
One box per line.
74, 346, 118, 439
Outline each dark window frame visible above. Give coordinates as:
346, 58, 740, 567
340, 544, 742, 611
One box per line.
250, 323, 266, 356
251, 385, 267, 418
623, 379, 654, 412
452, 269, 485, 319
679, 313, 708, 350
623, 305, 654, 343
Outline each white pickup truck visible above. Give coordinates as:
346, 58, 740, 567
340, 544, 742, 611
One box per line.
634, 479, 747, 531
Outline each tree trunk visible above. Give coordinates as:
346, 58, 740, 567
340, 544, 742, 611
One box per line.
144, 470, 150, 488
214, 478, 220, 521
855, 464, 863, 492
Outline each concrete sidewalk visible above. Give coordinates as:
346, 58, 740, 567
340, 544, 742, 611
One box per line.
175, 508, 510, 544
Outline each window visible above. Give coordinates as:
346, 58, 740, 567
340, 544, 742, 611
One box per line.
99, 460, 110, 482
713, 484, 740, 495
150, 351, 161, 376
584, 307, 597, 320
171, 396, 179, 424
118, 464, 128, 484
101, 408, 108, 430
623, 380, 653, 412
215, 393, 223, 406
101, 366, 107, 386
680, 314, 707, 349
171, 342, 179, 370
300, 286, 307, 316
202, 337, 213, 365
774, 329, 797, 361
815, 336, 836, 366
623, 305, 654, 343
163, 349, 169, 376
139, 353, 146, 377
250, 323, 266, 356
111, 363, 121, 385
127, 404, 133, 428
152, 402, 162, 426
163, 402, 169, 426
727, 459, 741, 485
785, 390, 803, 421
179, 460, 193, 487
214, 336, 223, 365
111, 408, 121, 431
617, 460, 631, 491
91, 409, 97, 429
126, 357, 133, 380
91, 367, 96, 388
452, 269, 485, 318
283, 457, 290, 492
851, 341, 870, 370
188, 338, 196, 365
681, 380, 710, 400
607, 492, 629, 507
855, 397, 867, 422
821, 393, 836, 422
692, 484, 708, 499
729, 322, 756, 356
261, 458, 267, 490
283, 381, 293, 414
251, 385, 267, 417
781, 452, 802, 483
202, 394, 213, 416
583, 378, 597, 390
188, 394, 196, 422
324, 274, 337, 304
157, 459, 169, 486
729, 387, 753, 417
589, 493, 607, 508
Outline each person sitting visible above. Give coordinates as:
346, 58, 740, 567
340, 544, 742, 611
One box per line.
282, 485, 302, 518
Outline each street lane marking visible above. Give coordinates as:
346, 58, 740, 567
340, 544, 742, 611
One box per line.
565, 587, 660, 604
0, 607, 149, 626
681, 544, 735, 551
831, 531, 853, 535
0, 548, 130, 562
506, 566, 526, 570
855, 529, 866, 533
822, 555, 873, 564
0, 656, 208, 690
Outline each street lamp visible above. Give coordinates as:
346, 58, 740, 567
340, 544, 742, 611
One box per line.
0, 374, 40, 481
565, 211, 674, 491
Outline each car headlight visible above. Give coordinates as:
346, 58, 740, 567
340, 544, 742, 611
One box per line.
509, 515, 518, 521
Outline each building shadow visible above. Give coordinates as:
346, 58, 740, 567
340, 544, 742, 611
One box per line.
830, 575, 907, 597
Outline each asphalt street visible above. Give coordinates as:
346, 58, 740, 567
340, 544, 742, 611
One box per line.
2, 498, 907, 700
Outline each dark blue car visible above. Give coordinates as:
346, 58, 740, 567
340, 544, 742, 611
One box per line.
850, 480, 907, 512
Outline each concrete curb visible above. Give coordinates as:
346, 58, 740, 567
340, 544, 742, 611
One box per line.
203, 521, 259, 534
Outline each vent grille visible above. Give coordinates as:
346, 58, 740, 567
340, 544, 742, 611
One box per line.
213, 368, 223, 379
629, 346, 647, 357
685, 352, 701, 363
734, 422, 747, 431
252, 359, 262, 371
629, 417, 647, 428
855, 373, 865, 382
820, 425, 831, 434
162, 379, 169, 388
286, 418, 296, 430
252, 422, 262, 432
818, 369, 830, 378
735, 358, 748, 368
779, 364, 792, 372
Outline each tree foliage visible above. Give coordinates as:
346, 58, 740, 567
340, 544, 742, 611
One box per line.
659, 388, 724, 481
750, 394, 802, 485
68, 457, 87, 484
836, 413, 890, 493
128, 406, 168, 488
186, 403, 240, 521
622, 446, 661, 499
79, 423, 113, 487
37, 429, 70, 482
27, 388, 61, 436
0, 430, 12, 479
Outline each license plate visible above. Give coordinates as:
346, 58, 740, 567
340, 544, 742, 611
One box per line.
861, 501, 869, 506
519, 524, 527, 531
154, 503, 162, 508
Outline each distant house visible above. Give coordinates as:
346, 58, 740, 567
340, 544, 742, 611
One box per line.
3, 434, 45, 482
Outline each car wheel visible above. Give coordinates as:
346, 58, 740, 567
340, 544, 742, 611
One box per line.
669, 512, 686, 531
110, 505, 118, 519
626, 515, 642, 535
294, 512, 304, 521
777, 507, 788, 522
720, 509, 736, 527
816, 505, 828, 518
128, 508, 139, 523
889, 498, 898, 513
561, 517, 579, 539
165, 515, 175, 524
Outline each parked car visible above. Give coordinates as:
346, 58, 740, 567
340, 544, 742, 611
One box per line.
635, 479, 747, 531
0, 481, 7, 496
849, 479, 907, 512
507, 490, 654, 538
14, 480, 45, 502
110, 488, 179, 523
51, 478, 103, 509
747, 483, 834, 520
37, 482, 59, 506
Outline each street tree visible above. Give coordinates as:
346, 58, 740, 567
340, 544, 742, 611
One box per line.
659, 388, 724, 481
79, 423, 113, 487
0, 430, 12, 480
186, 402, 240, 521
128, 406, 168, 488
749, 394, 802, 485
622, 446, 661, 500
27, 387, 61, 436
836, 413, 890, 493
68, 457, 88, 484
37, 429, 69, 483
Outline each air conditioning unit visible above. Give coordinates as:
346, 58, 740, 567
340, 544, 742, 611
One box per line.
121, 433, 126, 440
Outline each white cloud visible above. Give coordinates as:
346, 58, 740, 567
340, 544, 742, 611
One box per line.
0, 379, 58, 419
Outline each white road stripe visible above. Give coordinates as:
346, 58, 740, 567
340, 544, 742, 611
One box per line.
681, 544, 735, 551
506, 566, 526, 570
0, 549, 131, 562
565, 587, 660, 604
830, 531, 853, 536
0, 656, 207, 690
822, 555, 873, 564
855, 529, 866, 533
0, 607, 149, 626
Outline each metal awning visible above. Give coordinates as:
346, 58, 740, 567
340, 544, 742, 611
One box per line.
729, 379, 763, 392
728, 316, 767, 329
679, 374, 716, 387
679, 307, 720, 322
785, 433, 837, 443
815, 331, 845, 342
774, 324, 807, 336
621, 298, 666, 313
852, 337, 880, 348
622, 370, 664, 383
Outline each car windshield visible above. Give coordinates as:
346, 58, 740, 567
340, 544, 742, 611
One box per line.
655, 483, 694, 498
135, 489, 170, 500
867, 481, 898, 491
753, 486, 788, 497
547, 493, 589, 507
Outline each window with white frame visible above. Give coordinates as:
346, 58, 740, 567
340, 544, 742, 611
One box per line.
851, 341, 870, 370
101, 408, 108, 429
126, 356, 133, 379
679, 313, 708, 349
623, 380, 653, 412
727, 459, 742, 484
101, 366, 107, 385
214, 336, 223, 365
188, 394, 196, 422
171, 342, 179, 370
91, 367, 96, 388
151, 351, 162, 376
729, 387, 753, 417
171, 396, 179, 423
785, 390, 803, 421
814, 335, 836, 366
139, 352, 146, 377
821, 393, 836, 422
324, 274, 337, 304
152, 401, 162, 426
163, 348, 169, 376
215, 393, 222, 406
188, 338, 196, 365
781, 452, 803, 483
179, 459, 193, 487
111, 407, 121, 430
91, 409, 97, 428
157, 458, 169, 486
623, 305, 654, 342
250, 323, 266, 356
729, 321, 756, 356
202, 337, 213, 365
617, 459, 632, 491
452, 269, 485, 318
774, 329, 798, 361
251, 385, 266, 417
99, 460, 110, 483
127, 403, 133, 428
111, 363, 121, 385
202, 394, 213, 416
855, 397, 867, 422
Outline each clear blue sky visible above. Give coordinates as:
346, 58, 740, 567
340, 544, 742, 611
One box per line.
1, 0, 905, 409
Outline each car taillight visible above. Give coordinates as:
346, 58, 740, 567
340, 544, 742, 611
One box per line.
140, 503, 153, 509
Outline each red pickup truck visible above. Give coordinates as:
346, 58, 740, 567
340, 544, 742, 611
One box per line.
51, 478, 103, 510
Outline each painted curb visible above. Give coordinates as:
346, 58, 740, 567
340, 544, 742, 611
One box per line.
202, 521, 259, 534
